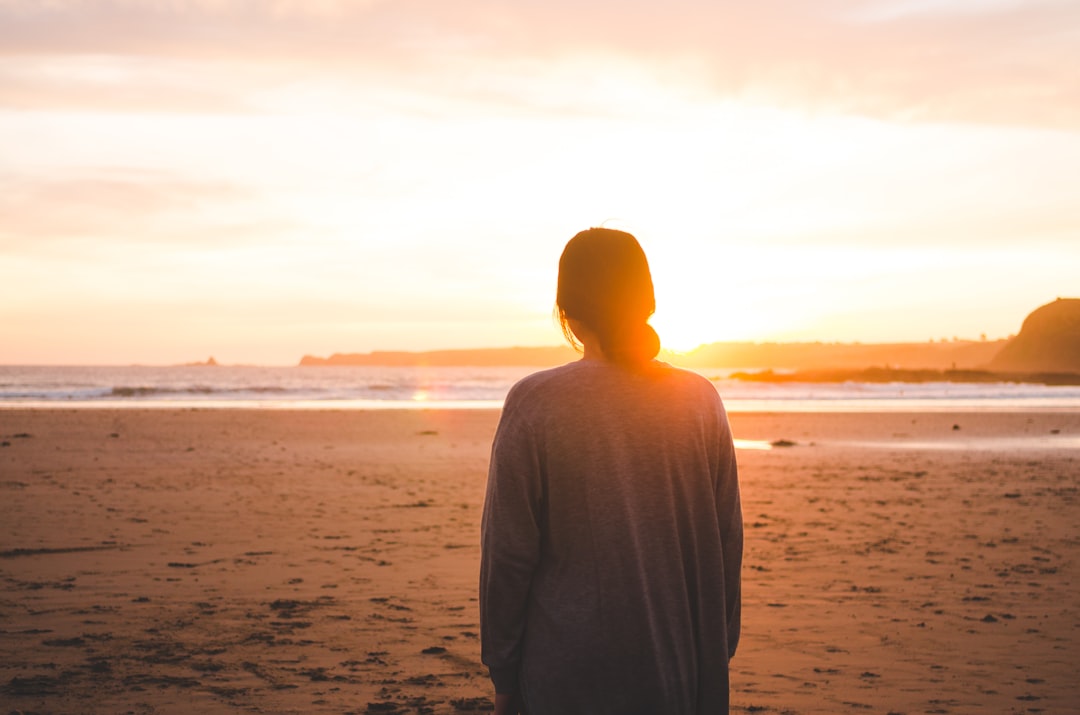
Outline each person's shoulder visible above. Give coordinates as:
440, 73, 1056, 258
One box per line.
649, 362, 729, 421
502, 361, 588, 413
651, 361, 720, 397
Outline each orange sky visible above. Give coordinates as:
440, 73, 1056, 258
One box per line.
1, 0, 1078, 364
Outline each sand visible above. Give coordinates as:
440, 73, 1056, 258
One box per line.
1, 408, 1077, 714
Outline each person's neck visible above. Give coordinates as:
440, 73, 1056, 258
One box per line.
580, 342, 607, 362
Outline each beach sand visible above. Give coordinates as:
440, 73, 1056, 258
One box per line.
1, 408, 1077, 714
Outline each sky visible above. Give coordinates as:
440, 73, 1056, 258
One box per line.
1, 0, 1078, 365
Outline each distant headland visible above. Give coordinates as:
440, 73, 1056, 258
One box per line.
300, 346, 575, 368
299, 341, 1006, 370
989, 298, 1080, 373
298, 299, 1080, 383
178, 356, 219, 367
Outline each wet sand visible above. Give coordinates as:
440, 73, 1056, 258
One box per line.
1, 408, 1077, 714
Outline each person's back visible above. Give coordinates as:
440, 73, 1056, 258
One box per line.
481, 358, 742, 714
479, 228, 743, 715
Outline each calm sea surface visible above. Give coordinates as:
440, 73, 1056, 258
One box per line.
2, 365, 1080, 412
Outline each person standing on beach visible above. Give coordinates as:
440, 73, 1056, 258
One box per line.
480, 228, 743, 715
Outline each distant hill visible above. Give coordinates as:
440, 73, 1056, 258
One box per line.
672, 339, 1005, 371
299, 299, 1079, 373
178, 356, 219, 367
300, 346, 578, 367
299, 339, 1006, 369
989, 298, 1080, 373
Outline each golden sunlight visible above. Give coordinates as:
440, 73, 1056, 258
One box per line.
647, 241, 769, 351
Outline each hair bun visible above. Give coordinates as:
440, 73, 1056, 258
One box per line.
641, 323, 661, 360
637, 323, 661, 362
608, 321, 660, 364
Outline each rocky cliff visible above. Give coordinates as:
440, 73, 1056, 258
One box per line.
990, 298, 1080, 373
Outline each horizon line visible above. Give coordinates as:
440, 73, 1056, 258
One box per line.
0, 335, 1015, 368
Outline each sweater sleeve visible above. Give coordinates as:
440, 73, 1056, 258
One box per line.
715, 399, 743, 659
479, 396, 544, 694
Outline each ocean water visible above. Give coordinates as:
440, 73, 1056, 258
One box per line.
3, 365, 1080, 412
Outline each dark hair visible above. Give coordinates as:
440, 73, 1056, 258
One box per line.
556, 228, 661, 365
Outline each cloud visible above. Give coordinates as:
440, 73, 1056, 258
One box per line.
0, 56, 253, 113
0, 0, 435, 62
0, 169, 280, 248
0, 0, 1076, 129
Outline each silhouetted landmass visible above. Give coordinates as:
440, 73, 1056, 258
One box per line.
299, 341, 1005, 370
989, 298, 1080, 373
299, 298, 1079, 382
729, 367, 1080, 386
179, 356, 219, 367
672, 340, 1006, 370
300, 346, 578, 367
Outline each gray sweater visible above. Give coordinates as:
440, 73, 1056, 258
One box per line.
480, 360, 742, 715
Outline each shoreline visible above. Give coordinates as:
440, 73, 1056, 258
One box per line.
730, 366, 1080, 386
4, 401, 1080, 413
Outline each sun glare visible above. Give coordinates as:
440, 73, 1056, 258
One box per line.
647, 241, 768, 351
651, 301, 768, 353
